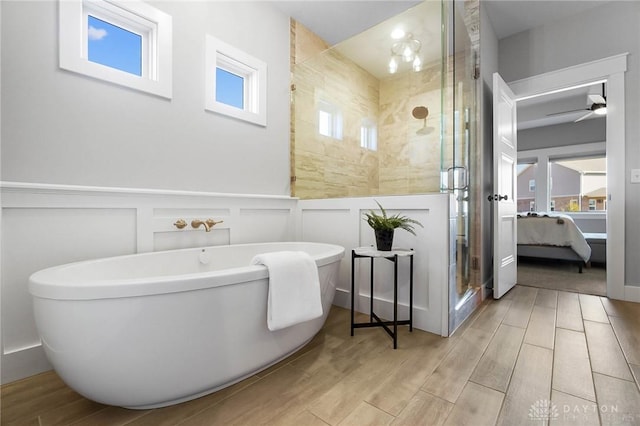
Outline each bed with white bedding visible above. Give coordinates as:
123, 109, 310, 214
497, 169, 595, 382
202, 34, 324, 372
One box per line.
517, 213, 591, 273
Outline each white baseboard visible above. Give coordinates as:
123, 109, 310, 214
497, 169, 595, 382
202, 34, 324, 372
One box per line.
624, 285, 640, 303
2, 344, 51, 385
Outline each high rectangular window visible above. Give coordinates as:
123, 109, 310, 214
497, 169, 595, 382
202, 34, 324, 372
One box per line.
59, 0, 172, 98
205, 35, 267, 126
87, 15, 142, 76
215, 68, 244, 109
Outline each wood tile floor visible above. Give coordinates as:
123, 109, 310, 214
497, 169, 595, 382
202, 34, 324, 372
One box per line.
4, 285, 640, 425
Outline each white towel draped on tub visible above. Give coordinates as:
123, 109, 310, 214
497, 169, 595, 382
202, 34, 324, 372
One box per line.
250, 251, 323, 331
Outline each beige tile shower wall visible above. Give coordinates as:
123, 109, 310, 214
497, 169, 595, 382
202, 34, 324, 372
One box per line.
293, 20, 329, 65
292, 22, 380, 199
378, 62, 443, 194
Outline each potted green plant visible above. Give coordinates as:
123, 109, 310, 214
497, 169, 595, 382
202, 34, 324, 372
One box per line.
363, 200, 423, 251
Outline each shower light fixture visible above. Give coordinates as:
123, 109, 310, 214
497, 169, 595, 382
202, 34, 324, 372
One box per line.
388, 32, 422, 74
390, 28, 406, 40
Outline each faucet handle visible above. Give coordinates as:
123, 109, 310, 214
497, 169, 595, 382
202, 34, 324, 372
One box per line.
173, 219, 187, 229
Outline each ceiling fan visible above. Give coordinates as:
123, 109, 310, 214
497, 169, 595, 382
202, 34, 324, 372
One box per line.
547, 83, 607, 122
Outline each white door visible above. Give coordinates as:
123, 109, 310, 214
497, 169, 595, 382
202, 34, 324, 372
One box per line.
492, 73, 518, 299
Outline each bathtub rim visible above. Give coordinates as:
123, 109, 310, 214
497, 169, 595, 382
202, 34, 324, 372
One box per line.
29, 241, 345, 301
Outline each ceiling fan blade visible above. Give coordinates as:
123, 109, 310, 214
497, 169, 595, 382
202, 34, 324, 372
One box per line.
547, 108, 589, 117
575, 111, 595, 122
588, 94, 606, 104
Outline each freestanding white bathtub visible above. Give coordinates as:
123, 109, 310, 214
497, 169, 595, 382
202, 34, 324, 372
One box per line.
29, 242, 344, 409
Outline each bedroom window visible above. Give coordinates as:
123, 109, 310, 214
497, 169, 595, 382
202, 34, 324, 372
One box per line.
205, 35, 267, 126
59, 0, 173, 98
517, 162, 537, 213
551, 155, 606, 212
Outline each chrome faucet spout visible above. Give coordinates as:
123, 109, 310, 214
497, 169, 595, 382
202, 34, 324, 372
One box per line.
191, 219, 211, 232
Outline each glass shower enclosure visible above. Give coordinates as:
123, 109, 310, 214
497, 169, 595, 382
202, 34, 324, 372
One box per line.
290, 0, 481, 335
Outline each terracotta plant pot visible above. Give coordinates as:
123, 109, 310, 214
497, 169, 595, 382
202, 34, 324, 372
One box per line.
375, 229, 394, 251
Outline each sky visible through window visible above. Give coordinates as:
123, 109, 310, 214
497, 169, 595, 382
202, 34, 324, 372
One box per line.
88, 16, 142, 76
216, 68, 244, 109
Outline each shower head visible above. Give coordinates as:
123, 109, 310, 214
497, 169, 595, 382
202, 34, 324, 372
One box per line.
412, 106, 429, 120
412, 106, 434, 135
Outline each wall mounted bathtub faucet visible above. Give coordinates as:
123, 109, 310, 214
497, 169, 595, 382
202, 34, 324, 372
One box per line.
191, 219, 211, 232
191, 218, 223, 232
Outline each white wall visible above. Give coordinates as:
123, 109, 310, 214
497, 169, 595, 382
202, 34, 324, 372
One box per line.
498, 1, 640, 286
1, 1, 291, 195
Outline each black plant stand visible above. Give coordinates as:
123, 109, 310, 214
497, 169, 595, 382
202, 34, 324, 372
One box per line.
350, 247, 414, 349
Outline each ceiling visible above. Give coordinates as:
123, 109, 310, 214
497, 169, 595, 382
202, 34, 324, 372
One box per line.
272, 0, 612, 46
483, 0, 613, 40
273, 0, 611, 129
271, 1, 421, 46
331, 1, 441, 79
517, 82, 607, 130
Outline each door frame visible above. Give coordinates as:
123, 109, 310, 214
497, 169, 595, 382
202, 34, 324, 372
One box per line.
507, 53, 627, 300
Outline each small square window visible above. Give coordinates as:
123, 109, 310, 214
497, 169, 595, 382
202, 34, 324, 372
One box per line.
87, 15, 142, 76
59, 0, 172, 98
215, 68, 244, 109
205, 35, 267, 126
529, 179, 536, 192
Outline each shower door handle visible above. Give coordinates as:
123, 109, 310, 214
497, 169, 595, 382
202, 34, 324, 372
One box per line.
447, 166, 468, 190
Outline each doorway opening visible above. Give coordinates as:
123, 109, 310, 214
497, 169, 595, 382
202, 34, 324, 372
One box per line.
514, 82, 607, 295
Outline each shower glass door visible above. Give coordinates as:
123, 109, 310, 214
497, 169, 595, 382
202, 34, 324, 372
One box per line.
443, 0, 480, 334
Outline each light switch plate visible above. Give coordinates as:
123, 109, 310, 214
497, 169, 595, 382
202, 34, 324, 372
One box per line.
632, 169, 640, 184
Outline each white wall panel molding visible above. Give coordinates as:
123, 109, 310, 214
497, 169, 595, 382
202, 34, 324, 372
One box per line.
297, 194, 452, 336
0, 181, 297, 384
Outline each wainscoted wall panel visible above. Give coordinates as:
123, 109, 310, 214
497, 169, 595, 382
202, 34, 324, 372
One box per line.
237, 208, 294, 243
297, 194, 452, 336
1, 183, 452, 384
0, 182, 297, 384
2, 208, 138, 351
299, 207, 358, 310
